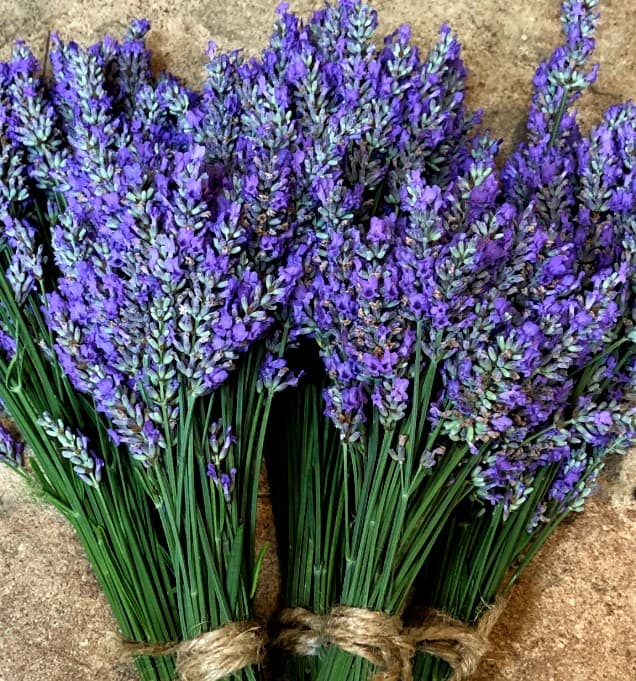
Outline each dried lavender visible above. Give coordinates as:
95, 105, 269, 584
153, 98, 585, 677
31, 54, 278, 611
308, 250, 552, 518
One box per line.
42, 23, 309, 677
37, 412, 104, 487
259, 2, 510, 679
412, 3, 635, 679
0, 4, 632, 681
0, 27, 193, 681
0, 19, 302, 681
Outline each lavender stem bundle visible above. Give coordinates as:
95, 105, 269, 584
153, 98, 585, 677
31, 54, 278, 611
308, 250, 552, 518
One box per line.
0, 20, 303, 681
414, 2, 635, 677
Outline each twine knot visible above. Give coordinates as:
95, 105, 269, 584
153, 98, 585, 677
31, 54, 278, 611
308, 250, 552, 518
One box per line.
272, 598, 505, 681
274, 606, 413, 679
119, 620, 266, 681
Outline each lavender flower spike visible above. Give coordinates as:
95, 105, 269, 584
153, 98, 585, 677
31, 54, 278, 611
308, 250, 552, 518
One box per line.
38, 412, 103, 487
0, 421, 24, 468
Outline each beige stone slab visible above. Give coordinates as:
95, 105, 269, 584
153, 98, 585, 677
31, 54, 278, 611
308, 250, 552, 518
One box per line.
0, 1, 635, 680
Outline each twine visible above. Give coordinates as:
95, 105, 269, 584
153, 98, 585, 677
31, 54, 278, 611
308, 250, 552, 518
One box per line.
119, 621, 266, 681
272, 598, 505, 681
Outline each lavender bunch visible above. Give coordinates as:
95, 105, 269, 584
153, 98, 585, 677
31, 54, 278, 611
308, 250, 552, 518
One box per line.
45, 23, 302, 649
188, 16, 486, 675
0, 5, 632, 681
0, 20, 305, 681
257, 2, 514, 678
295, 139, 522, 681
0, 26, 190, 681
409, 2, 635, 678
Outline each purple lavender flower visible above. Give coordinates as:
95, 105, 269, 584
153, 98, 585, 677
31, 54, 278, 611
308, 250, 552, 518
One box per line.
503, 1, 600, 208
428, 0, 634, 518
267, 1, 487, 441
209, 421, 236, 463
37, 412, 103, 487
258, 351, 304, 394
207, 465, 237, 503
0, 421, 24, 467
206, 421, 239, 502
0, 0, 630, 526
2, 25, 305, 465
0, 43, 50, 306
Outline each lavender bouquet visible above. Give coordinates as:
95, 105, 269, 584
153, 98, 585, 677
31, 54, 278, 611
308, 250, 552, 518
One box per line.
0, 2, 633, 681
0, 20, 303, 681
0, 30, 184, 681
413, 3, 635, 678
264, 2, 634, 680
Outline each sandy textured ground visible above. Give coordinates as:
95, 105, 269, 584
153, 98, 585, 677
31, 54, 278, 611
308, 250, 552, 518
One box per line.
0, 1, 635, 680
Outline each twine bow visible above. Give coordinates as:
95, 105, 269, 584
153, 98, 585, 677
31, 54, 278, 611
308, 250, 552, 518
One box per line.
119, 620, 266, 681
272, 598, 505, 681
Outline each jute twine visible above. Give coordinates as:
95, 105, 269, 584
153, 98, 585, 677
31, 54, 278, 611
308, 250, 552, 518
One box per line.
118, 621, 266, 681
272, 598, 505, 681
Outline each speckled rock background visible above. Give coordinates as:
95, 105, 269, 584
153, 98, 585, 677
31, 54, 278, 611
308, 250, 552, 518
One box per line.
0, 1, 634, 680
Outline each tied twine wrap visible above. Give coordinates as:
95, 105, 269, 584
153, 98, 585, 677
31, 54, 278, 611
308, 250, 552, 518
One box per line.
118, 621, 266, 681
272, 599, 505, 681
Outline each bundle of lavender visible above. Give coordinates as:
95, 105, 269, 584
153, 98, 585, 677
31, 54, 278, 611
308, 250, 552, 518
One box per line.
0, 19, 303, 681
265, 1, 634, 680
413, 2, 635, 677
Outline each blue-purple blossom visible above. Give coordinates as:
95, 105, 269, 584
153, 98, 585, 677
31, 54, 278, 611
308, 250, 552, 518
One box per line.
209, 420, 236, 464
0, 43, 51, 308
37, 412, 103, 487
416, 0, 635, 520
207, 422, 238, 503
0, 0, 631, 524
274, 0, 634, 526
0, 421, 24, 467
0, 26, 305, 465
207, 465, 237, 503
273, 3, 485, 440
258, 351, 304, 394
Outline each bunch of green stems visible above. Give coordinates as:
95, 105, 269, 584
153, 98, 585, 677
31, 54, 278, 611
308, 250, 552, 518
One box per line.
0, 240, 278, 681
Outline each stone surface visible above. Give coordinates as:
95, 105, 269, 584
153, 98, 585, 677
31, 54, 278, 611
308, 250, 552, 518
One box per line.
0, 1, 635, 680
